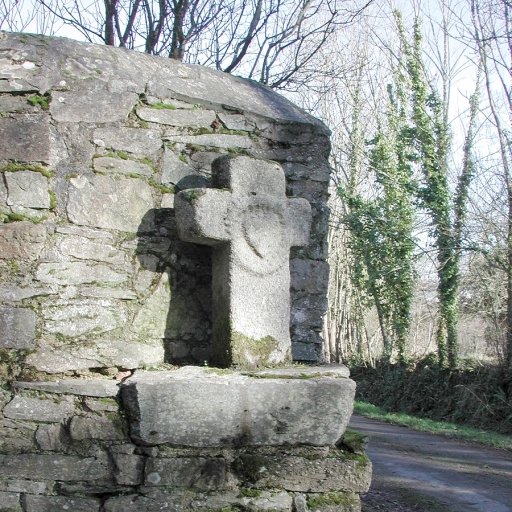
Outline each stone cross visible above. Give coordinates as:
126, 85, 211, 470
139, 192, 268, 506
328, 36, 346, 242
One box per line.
175, 155, 311, 368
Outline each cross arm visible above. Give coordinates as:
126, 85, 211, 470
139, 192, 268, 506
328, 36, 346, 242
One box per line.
175, 188, 231, 246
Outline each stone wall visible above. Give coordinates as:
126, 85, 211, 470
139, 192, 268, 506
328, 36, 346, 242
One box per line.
0, 31, 330, 379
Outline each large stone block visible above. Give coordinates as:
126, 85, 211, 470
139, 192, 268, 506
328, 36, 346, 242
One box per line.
121, 366, 354, 447
69, 415, 125, 441
66, 175, 154, 232
233, 446, 371, 493
50, 89, 138, 123
0, 307, 36, 349
93, 127, 162, 155
0, 454, 107, 481
0, 221, 46, 260
137, 107, 216, 128
145, 457, 228, 490
2, 396, 76, 422
13, 379, 119, 397
0, 491, 20, 511
23, 495, 100, 512
36, 262, 128, 285
5, 170, 50, 210
0, 115, 50, 163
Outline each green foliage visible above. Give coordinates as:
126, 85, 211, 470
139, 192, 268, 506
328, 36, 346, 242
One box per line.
339, 37, 416, 363
27, 93, 50, 110
352, 356, 512, 437
150, 102, 176, 110
1, 163, 53, 178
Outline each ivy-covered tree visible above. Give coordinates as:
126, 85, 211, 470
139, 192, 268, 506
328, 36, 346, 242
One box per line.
396, 12, 479, 368
339, 61, 416, 364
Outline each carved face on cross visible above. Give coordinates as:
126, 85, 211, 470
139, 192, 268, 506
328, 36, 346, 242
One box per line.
175, 155, 311, 369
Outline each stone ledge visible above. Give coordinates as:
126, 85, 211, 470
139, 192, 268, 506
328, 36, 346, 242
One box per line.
13, 379, 120, 397
121, 365, 355, 447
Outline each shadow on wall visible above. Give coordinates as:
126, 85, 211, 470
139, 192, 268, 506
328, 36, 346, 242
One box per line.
136, 204, 213, 367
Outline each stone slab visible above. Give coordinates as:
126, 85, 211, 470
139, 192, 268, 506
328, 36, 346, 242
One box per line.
137, 107, 216, 128
0, 221, 46, 260
93, 156, 154, 176
0, 307, 36, 349
0, 491, 20, 511
13, 379, 120, 397
69, 416, 125, 441
93, 127, 162, 155
233, 447, 372, 493
0, 454, 107, 481
5, 170, 50, 209
50, 89, 138, 123
121, 366, 355, 447
36, 262, 128, 285
0, 479, 48, 494
23, 495, 100, 512
0, 115, 50, 163
66, 175, 154, 233
2, 396, 76, 422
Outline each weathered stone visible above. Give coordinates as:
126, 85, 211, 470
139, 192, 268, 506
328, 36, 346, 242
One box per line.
233, 447, 371, 494
55, 225, 114, 240
291, 259, 329, 294
0, 115, 50, 163
43, 301, 123, 337
80, 286, 136, 300
51, 89, 138, 123
0, 454, 107, 481
0, 284, 56, 302
175, 155, 311, 368
57, 236, 128, 265
0, 94, 34, 113
192, 490, 292, 511
161, 193, 175, 208
103, 491, 188, 512
165, 133, 252, 149
69, 415, 125, 441
23, 495, 100, 512
112, 452, 145, 486
294, 493, 308, 512
25, 340, 164, 374
35, 423, 66, 451
137, 107, 216, 128
13, 379, 119, 397
218, 113, 254, 132
5, 171, 50, 210
93, 127, 162, 155
0, 479, 48, 495
0, 491, 20, 511
36, 262, 128, 285
161, 147, 196, 185
83, 397, 118, 412
0, 79, 37, 93
305, 492, 361, 512
291, 341, 321, 361
0, 307, 36, 349
131, 273, 170, 339
145, 457, 228, 490
93, 156, 154, 176
3, 396, 76, 422
67, 174, 154, 232
121, 366, 355, 447
0, 221, 46, 260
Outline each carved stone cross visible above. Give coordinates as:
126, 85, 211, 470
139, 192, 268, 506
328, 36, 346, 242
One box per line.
175, 155, 311, 368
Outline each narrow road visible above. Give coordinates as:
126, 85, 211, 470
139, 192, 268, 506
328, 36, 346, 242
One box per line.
349, 415, 512, 512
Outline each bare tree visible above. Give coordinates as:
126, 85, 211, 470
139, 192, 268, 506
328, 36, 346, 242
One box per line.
0, 0, 373, 89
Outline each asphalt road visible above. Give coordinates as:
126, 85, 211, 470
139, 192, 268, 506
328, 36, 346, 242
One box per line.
349, 414, 512, 512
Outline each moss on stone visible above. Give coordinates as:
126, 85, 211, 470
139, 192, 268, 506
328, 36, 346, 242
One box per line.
307, 491, 359, 509
237, 488, 261, 498
231, 331, 279, 370
180, 188, 206, 205
340, 428, 369, 455
0, 163, 53, 178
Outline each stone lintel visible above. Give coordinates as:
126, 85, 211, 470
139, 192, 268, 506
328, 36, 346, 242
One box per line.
121, 365, 355, 447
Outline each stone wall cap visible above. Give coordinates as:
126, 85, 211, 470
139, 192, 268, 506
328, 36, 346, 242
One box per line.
13, 379, 120, 396
0, 31, 330, 136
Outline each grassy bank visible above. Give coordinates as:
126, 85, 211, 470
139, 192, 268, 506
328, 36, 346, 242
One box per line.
350, 356, 512, 435
354, 401, 512, 450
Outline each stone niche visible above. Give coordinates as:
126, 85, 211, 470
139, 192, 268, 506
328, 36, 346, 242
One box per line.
0, 32, 370, 512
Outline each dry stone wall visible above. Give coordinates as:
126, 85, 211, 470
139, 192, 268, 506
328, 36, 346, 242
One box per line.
0, 31, 330, 379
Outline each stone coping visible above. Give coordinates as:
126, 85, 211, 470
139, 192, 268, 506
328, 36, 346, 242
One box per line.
121, 365, 355, 447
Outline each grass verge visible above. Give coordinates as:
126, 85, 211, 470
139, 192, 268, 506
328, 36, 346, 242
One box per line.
354, 401, 512, 450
